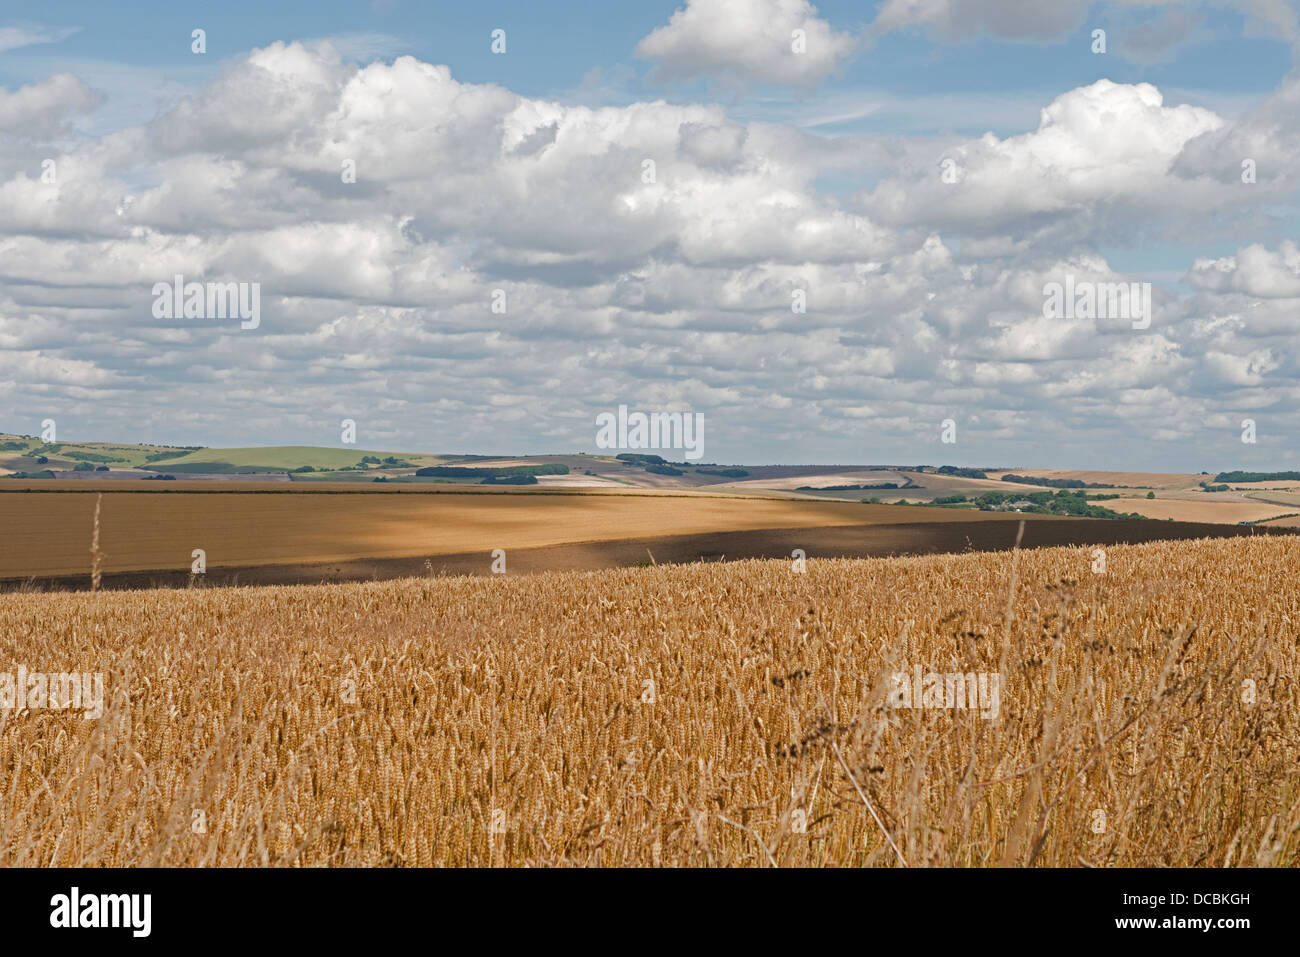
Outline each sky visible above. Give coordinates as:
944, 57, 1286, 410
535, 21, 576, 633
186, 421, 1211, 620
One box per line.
1, 0, 1299, 470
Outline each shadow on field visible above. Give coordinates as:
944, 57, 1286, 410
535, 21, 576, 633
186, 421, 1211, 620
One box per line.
4, 518, 1294, 592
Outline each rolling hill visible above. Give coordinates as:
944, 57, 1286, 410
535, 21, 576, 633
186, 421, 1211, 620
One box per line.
5, 431, 1300, 526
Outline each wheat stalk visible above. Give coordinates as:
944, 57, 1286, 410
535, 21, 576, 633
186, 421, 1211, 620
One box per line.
90, 493, 103, 593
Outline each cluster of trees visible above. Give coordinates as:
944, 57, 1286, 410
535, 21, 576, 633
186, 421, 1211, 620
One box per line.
67, 451, 128, 464
145, 449, 192, 463
799, 482, 902, 491
614, 452, 745, 477
695, 468, 749, 478
350, 455, 415, 469
1214, 471, 1300, 483
1001, 474, 1117, 489
934, 466, 989, 479
917, 489, 1144, 519
415, 464, 569, 478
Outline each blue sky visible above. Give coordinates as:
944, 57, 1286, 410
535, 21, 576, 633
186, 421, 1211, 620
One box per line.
2, 1, 1300, 470
4, 1, 1292, 129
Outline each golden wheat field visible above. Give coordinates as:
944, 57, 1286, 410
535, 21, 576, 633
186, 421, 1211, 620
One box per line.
0, 534, 1297, 867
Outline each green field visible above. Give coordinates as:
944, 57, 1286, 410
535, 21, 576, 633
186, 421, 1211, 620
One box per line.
145, 445, 446, 472
0, 435, 462, 475
1, 434, 608, 477
0, 435, 199, 470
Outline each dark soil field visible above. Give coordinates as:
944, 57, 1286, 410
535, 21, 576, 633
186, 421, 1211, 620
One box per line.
5, 513, 1290, 592
0, 486, 1043, 584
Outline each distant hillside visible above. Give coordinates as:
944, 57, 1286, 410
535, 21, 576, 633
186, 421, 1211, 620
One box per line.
0, 433, 201, 471
5, 432, 1300, 525
0, 434, 602, 481
146, 445, 444, 473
